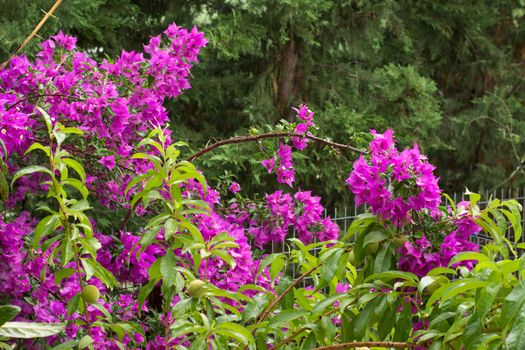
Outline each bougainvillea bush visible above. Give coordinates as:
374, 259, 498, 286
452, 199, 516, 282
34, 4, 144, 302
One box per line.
1, 23, 525, 350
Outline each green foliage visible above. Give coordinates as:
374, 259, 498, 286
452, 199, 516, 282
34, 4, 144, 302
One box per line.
3, 0, 525, 204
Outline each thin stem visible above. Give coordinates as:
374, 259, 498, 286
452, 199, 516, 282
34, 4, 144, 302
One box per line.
164, 313, 170, 349
187, 132, 365, 162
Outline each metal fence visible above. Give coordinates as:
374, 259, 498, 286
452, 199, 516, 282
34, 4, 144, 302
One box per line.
268, 187, 525, 279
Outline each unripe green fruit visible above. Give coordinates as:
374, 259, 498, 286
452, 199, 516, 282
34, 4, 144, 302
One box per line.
393, 236, 408, 247
366, 242, 379, 254
348, 250, 356, 265
187, 279, 206, 298
82, 285, 100, 304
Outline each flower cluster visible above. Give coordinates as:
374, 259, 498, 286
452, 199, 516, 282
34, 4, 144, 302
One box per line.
0, 23, 207, 214
346, 129, 441, 226
261, 104, 316, 187
397, 202, 480, 277
291, 104, 315, 150
0, 212, 152, 348
0, 212, 34, 299
231, 190, 339, 248
347, 130, 480, 276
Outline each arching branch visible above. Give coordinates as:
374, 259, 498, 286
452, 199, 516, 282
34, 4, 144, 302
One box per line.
187, 132, 366, 162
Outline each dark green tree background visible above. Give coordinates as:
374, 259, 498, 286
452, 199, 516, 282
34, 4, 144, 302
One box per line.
2, 0, 525, 207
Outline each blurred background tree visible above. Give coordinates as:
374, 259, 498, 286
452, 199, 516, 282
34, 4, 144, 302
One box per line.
2, 0, 525, 208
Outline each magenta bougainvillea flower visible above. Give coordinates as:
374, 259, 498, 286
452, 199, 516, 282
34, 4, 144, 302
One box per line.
98, 155, 116, 171
233, 190, 339, 248
260, 104, 317, 187
229, 181, 241, 193
346, 129, 441, 226
348, 131, 480, 277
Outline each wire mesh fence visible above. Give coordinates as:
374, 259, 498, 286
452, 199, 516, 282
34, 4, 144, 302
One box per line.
268, 187, 525, 279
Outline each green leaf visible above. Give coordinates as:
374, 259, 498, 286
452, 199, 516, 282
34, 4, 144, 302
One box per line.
164, 218, 178, 240
24, 142, 51, 157
506, 305, 525, 349
206, 285, 250, 302
212, 249, 237, 269
316, 248, 344, 291
393, 302, 412, 342
12, 165, 54, 186
502, 281, 525, 330
341, 309, 354, 342
256, 254, 283, 280
62, 158, 86, 182
377, 304, 396, 340
465, 190, 480, 213
90, 303, 112, 322
449, 253, 490, 269
32, 214, 60, 249
210, 231, 235, 246
0, 322, 65, 338
373, 243, 392, 273
161, 250, 178, 289
276, 275, 294, 310
501, 204, 522, 243
418, 276, 448, 294
365, 271, 418, 284
70, 199, 91, 212
0, 168, 8, 201
300, 332, 316, 350
171, 298, 195, 319
353, 298, 378, 340
81, 258, 117, 288
171, 322, 207, 340
179, 221, 204, 244
138, 279, 158, 315
294, 288, 314, 311
0, 305, 20, 326
54, 268, 76, 285
67, 294, 81, 317
363, 230, 387, 247
78, 335, 94, 349
270, 254, 286, 280
267, 310, 307, 328
59, 127, 83, 135
345, 213, 377, 240
463, 281, 500, 349
312, 294, 346, 314
216, 322, 255, 348
242, 294, 268, 323
78, 237, 100, 258
427, 267, 457, 276
442, 193, 456, 214
49, 340, 79, 350
427, 279, 488, 307
36, 107, 53, 134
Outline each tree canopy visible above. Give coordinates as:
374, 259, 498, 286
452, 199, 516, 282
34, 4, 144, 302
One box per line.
1, 0, 525, 207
